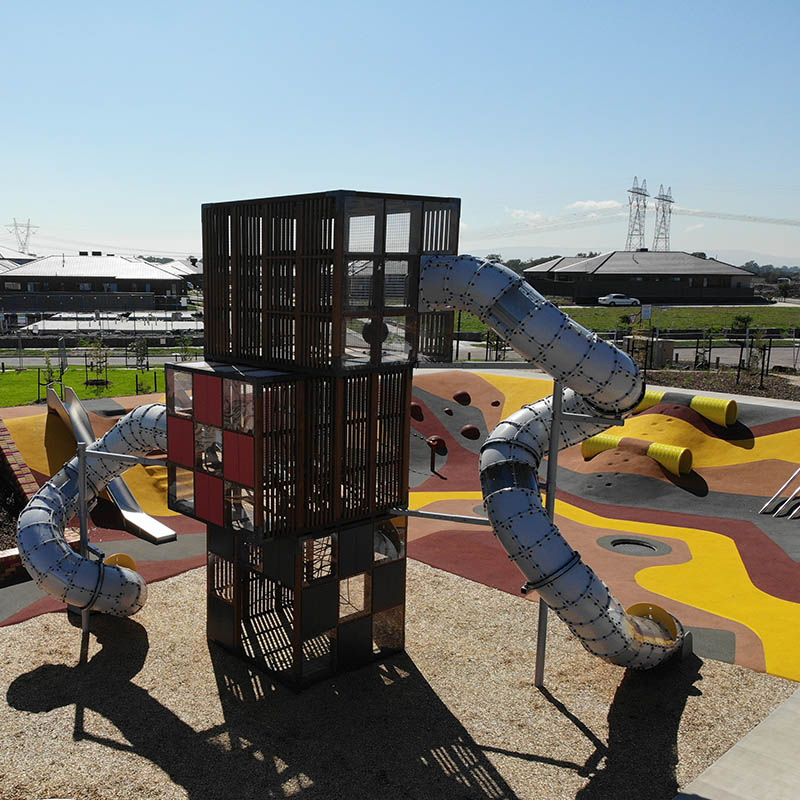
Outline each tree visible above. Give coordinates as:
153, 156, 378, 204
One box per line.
576, 251, 600, 258
132, 336, 149, 371
485, 253, 503, 263
691, 252, 707, 260
176, 333, 194, 362
42, 352, 59, 384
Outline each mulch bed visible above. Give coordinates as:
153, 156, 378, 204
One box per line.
648, 369, 800, 402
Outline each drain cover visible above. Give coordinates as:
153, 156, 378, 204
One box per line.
597, 535, 672, 558
610, 538, 657, 555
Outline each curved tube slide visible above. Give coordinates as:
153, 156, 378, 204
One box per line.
420, 254, 683, 668
16, 404, 167, 616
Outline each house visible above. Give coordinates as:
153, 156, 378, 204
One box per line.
524, 250, 755, 304
0, 253, 191, 312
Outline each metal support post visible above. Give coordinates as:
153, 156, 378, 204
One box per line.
76, 441, 90, 639
534, 380, 563, 688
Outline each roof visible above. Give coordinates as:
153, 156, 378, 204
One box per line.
0, 254, 190, 281
162, 258, 202, 275
0, 242, 37, 261
0, 259, 18, 273
523, 257, 588, 273
532, 251, 751, 276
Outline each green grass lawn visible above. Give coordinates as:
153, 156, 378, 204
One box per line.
0, 367, 162, 407
455, 305, 800, 335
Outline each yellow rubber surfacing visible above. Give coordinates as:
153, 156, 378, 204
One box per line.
603, 413, 800, 468
409, 490, 800, 681
3, 411, 175, 517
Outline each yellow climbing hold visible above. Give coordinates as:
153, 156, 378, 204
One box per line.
646, 442, 693, 476
689, 395, 738, 427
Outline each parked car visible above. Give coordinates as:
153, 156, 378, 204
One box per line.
597, 293, 641, 306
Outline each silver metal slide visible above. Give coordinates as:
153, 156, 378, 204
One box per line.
420, 254, 683, 668
47, 387, 175, 544
16, 403, 168, 616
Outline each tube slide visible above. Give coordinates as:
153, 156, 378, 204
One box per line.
420, 255, 683, 668
16, 403, 167, 616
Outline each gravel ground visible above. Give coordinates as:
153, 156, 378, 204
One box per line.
647, 369, 800, 402
1, 562, 795, 800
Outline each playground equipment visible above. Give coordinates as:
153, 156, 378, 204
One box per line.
634, 389, 738, 427
17, 190, 683, 683
581, 434, 693, 476
16, 403, 167, 615
419, 254, 683, 668
759, 466, 800, 519
47, 387, 175, 544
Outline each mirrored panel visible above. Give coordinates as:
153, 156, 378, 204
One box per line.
381, 316, 414, 362
223, 379, 254, 433
373, 517, 407, 563
225, 481, 256, 532
194, 423, 222, 476
342, 317, 373, 366
372, 605, 403, 654
339, 573, 370, 621
168, 465, 194, 514
167, 369, 193, 416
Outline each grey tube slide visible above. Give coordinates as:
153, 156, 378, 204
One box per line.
16, 403, 167, 616
420, 255, 682, 668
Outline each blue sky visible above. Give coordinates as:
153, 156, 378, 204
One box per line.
3, 0, 800, 264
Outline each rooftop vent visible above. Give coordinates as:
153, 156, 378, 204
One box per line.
92, 251, 102, 256
79, 251, 89, 256
637, 248, 649, 252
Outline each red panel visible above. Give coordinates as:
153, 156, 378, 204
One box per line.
194, 373, 222, 426
195, 472, 223, 526
167, 416, 194, 468
223, 431, 254, 487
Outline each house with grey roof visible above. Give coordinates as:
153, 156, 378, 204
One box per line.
0, 253, 191, 312
524, 250, 755, 304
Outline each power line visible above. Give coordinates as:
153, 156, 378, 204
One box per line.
672, 207, 800, 227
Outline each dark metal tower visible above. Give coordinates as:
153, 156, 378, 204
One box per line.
164, 190, 459, 688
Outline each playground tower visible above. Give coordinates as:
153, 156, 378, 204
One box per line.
164, 191, 459, 687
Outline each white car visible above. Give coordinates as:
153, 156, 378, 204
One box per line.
597, 293, 641, 307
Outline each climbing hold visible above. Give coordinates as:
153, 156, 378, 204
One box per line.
443, 407, 453, 416
426, 436, 447, 455
491, 400, 501, 407
453, 390, 471, 406
410, 402, 424, 421
460, 424, 481, 440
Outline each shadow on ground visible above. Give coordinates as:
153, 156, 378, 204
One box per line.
478, 653, 704, 800
575, 653, 704, 800
7, 614, 518, 799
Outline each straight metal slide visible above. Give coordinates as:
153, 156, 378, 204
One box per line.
47, 387, 175, 545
